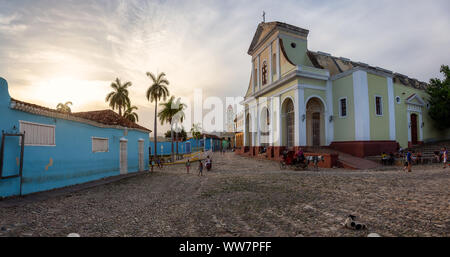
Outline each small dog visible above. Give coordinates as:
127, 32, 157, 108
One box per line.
343, 215, 367, 230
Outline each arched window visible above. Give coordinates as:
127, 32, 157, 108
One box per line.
272, 53, 277, 76
262, 61, 268, 85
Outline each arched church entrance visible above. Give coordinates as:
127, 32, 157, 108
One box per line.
281, 98, 295, 148
306, 98, 325, 147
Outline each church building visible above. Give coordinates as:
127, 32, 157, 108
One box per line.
239, 21, 449, 158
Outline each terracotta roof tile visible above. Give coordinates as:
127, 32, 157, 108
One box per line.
10, 98, 151, 132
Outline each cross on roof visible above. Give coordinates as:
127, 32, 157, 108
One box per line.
262, 11, 265, 23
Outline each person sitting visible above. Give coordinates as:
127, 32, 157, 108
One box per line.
205, 155, 212, 171
434, 150, 441, 163
388, 152, 395, 166
381, 152, 388, 165
295, 148, 305, 164
416, 151, 423, 165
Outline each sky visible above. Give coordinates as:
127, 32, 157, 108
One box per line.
0, 0, 449, 135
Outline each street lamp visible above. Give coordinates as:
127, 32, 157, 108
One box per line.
161, 145, 163, 160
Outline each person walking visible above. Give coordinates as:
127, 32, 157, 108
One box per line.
186, 159, 191, 174
198, 160, 204, 176
406, 149, 413, 172
443, 147, 448, 169
150, 157, 154, 172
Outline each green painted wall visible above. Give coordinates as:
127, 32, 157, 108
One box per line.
304, 88, 327, 106
300, 77, 326, 87
332, 75, 355, 141
367, 74, 390, 140
279, 33, 308, 66
394, 83, 450, 148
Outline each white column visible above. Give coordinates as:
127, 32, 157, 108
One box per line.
251, 62, 255, 93
251, 104, 256, 146
296, 86, 306, 146
387, 77, 396, 140
419, 112, 423, 141
269, 97, 274, 145
269, 45, 273, 84
353, 70, 370, 141
256, 101, 261, 146
243, 109, 247, 146
276, 39, 281, 80
326, 80, 334, 145
277, 96, 282, 146
256, 56, 260, 91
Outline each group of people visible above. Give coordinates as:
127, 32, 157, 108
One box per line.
185, 155, 212, 176
281, 148, 306, 165
149, 157, 164, 172
392, 146, 448, 173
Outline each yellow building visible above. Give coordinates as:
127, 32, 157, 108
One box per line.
239, 21, 450, 158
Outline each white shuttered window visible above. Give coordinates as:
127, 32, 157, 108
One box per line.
92, 137, 108, 152
19, 121, 55, 146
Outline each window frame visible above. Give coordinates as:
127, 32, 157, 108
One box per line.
19, 120, 56, 146
338, 97, 348, 118
92, 137, 109, 153
374, 95, 383, 116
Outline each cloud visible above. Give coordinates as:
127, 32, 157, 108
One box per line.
0, 0, 449, 134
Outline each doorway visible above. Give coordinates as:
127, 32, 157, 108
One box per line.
410, 114, 418, 145
312, 112, 321, 146
120, 139, 127, 174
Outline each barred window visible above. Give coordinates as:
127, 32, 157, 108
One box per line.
19, 121, 55, 146
92, 137, 108, 152
375, 96, 383, 116
339, 98, 347, 117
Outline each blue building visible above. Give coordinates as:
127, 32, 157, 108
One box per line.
0, 78, 151, 198
149, 134, 224, 156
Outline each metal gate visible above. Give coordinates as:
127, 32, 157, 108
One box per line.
312, 112, 320, 146
0, 131, 25, 195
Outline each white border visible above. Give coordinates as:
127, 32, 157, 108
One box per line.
92, 137, 109, 153
338, 97, 348, 118
19, 120, 56, 146
374, 95, 383, 116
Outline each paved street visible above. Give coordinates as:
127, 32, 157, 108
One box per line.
0, 152, 448, 237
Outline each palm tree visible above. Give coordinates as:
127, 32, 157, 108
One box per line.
146, 72, 169, 162
105, 78, 132, 116
158, 96, 179, 162
172, 98, 187, 158
123, 102, 139, 122
56, 101, 72, 113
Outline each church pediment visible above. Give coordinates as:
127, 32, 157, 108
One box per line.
248, 21, 309, 56
405, 93, 425, 106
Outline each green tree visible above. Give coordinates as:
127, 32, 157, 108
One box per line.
146, 72, 170, 161
172, 98, 187, 158
426, 65, 450, 129
105, 78, 131, 116
123, 102, 139, 122
56, 101, 72, 113
158, 96, 185, 162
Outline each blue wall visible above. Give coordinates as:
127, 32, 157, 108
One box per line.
0, 78, 149, 197
149, 137, 223, 156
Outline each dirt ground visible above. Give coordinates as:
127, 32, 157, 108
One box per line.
0, 152, 448, 237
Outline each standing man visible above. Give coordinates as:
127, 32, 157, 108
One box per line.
186, 159, 191, 174
443, 147, 448, 169
406, 149, 413, 173
198, 160, 204, 176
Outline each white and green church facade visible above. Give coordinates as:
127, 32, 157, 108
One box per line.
239, 21, 450, 158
